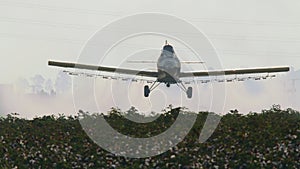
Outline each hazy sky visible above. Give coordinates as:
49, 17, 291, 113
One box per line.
1, 0, 300, 116
1, 0, 300, 83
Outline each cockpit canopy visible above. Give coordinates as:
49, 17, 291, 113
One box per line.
163, 45, 174, 53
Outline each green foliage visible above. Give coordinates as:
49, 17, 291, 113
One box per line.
0, 107, 299, 168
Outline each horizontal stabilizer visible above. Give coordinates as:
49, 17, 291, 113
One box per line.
127, 60, 204, 64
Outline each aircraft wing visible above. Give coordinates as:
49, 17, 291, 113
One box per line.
48, 60, 158, 78
180, 66, 290, 77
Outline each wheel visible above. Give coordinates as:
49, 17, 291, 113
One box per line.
187, 87, 192, 99
144, 85, 150, 97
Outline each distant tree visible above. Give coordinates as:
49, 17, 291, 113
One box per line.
30, 74, 45, 94
15, 77, 30, 94
55, 71, 71, 94
45, 79, 54, 95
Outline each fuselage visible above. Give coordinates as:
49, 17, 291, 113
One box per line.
157, 44, 181, 84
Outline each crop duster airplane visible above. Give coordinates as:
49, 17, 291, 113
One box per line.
48, 41, 290, 99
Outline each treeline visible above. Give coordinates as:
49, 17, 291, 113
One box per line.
0, 105, 299, 168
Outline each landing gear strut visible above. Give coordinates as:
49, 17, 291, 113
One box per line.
144, 81, 192, 99
144, 81, 160, 97
176, 82, 193, 99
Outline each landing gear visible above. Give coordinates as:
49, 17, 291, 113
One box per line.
187, 87, 193, 99
176, 82, 193, 99
143, 80, 193, 99
144, 85, 150, 97
144, 81, 160, 97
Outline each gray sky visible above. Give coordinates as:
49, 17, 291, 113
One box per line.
0, 0, 300, 116
1, 0, 300, 83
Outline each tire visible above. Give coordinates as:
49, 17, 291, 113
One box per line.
187, 87, 192, 99
144, 85, 150, 97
